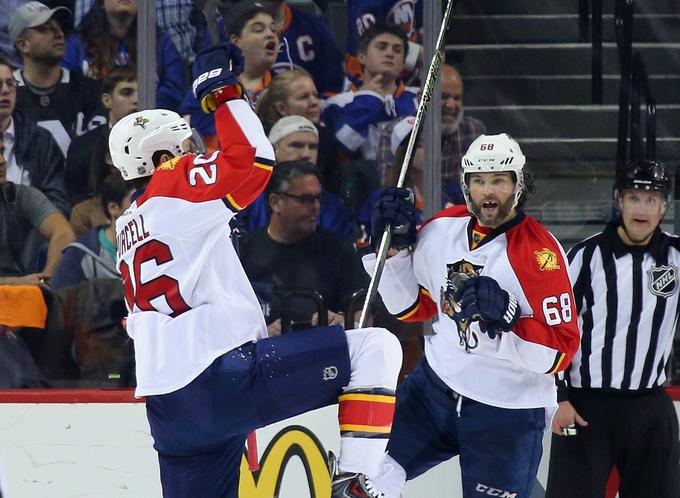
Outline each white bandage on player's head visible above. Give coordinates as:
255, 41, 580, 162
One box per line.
268, 115, 317, 145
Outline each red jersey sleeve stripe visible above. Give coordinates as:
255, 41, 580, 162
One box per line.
396, 287, 437, 322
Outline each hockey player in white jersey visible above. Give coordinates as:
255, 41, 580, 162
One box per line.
361, 134, 581, 497
109, 42, 402, 498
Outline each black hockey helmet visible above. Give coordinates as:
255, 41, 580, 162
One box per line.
614, 160, 671, 201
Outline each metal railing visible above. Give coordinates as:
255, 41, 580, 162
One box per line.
579, 0, 603, 103
613, 0, 656, 177
582, 0, 657, 175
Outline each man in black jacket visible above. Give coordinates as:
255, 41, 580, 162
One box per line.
0, 56, 70, 215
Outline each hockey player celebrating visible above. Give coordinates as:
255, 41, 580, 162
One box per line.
109, 42, 402, 498
360, 134, 581, 497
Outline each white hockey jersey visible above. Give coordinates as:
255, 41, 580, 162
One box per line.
364, 206, 580, 409
115, 99, 275, 397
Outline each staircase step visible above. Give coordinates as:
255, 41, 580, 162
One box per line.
447, 43, 680, 77
463, 75, 680, 106
450, 14, 680, 44
516, 137, 680, 162
467, 105, 680, 139
455, 0, 679, 16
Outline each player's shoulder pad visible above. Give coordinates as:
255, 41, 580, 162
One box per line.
418, 205, 470, 233
136, 154, 208, 205
506, 215, 567, 275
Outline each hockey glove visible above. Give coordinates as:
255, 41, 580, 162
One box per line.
473, 276, 520, 337
452, 276, 482, 333
192, 42, 244, 113
371, 187, 417, 251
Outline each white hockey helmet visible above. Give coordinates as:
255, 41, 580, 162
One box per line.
460, 133, 526, 209
109, 109, 193, 180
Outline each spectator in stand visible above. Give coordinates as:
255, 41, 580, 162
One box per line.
255, 68, 341, 193
206, 1, 343, 96
63, 0, 185, 112
239, 115, 353, 239
68, 128, 114, 235
52, 171, 131, 288
356, 117, 423, 252
322, 23, 418, 161
0, 0, 30, 63
74, 0, 197, 63
376, 64, 486, 205
0, 56, 70, 215
65, 65, 137, 204
439, 64, 486, 201
259, 0, 343, 95
180, 1, 278, 144
11, 1, 106, 158
0, 145, 74, 285
239, 160, 368, 336
345, 0, 423, 87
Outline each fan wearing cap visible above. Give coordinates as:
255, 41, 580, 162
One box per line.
358, 134, 580, 498
546, 160, 680, 498
237, 114, 353, 239
10, 1, 105, 159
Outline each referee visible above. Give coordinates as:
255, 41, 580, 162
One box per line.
546, 160, 680, 498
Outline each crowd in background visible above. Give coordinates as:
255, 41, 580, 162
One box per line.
0, 0, 480, 388
0, 0, 677, 395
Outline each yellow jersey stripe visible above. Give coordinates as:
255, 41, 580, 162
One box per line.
225, 194, 244, 211
398, 301, 421, 321
254, 162, 273, 171
549, 352, 567, 374
339, 424, 392, 433
338, 393, 396, 404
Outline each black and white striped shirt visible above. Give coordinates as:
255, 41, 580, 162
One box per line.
565, 223, 680, 391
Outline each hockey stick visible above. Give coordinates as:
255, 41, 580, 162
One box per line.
358, 0, 456, 329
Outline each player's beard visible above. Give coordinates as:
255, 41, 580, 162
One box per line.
441, 108, 464, 137
470, 193, 515, 228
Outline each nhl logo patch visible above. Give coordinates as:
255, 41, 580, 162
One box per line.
648, 264, 679, 298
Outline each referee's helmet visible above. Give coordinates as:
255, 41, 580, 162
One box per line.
614, 160, 671, 201
461, 133, 526, 209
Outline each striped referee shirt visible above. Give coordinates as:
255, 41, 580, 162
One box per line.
565, 222, 680, 391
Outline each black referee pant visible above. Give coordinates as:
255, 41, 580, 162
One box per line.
546, 387, 680, 498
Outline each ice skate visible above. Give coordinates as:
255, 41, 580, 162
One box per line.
328, 451, 385, 498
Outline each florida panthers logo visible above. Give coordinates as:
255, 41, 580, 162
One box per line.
440, 260, 484, 350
